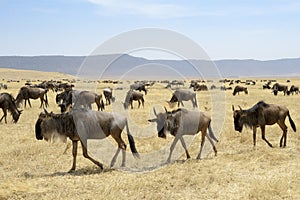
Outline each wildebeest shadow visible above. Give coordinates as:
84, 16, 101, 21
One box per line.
43, 167, 115, 177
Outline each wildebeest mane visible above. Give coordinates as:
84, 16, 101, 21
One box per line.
240, 101, 269, 129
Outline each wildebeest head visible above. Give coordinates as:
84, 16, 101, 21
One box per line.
35, 108, 68, 143
148, 107, 168, 138
12, 109, 23, 123
232, 105, 245, 132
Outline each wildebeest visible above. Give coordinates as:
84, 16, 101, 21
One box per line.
288, 85, 299, 95
232, 101, 296, 147
130, 83, 147, 95
148, 107, 218, 162
16, 86, 48, 108
103, 87, 115, 105
57, 90, 105, 113
272, 83, 288, 96
35, 108, 140, 172
0, 93, 22, 123
189, 82, 208, 91
232, 86, 248, 96
123, 90, 144, 109
168, 89, 197, 108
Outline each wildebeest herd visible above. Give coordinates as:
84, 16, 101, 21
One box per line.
0, 78, 298, 172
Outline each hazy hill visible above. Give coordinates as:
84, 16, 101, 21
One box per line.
0, 55, 299, 78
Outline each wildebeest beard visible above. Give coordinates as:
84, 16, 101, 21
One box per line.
239, 110, 259, 130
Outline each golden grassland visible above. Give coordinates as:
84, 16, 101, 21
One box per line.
0, 69, 299, 199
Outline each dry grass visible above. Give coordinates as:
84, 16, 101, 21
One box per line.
0, 69, 299, 199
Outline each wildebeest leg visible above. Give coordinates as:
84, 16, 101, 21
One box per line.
260, 126, 273, 147
278, 122, 288, 147
0, 108, 7, 123
141, 98, 144, 108
81, 141, 104, 169
179, 137, 190, 160
130, 100, 133, 109
167, 136, 180, 163
138, 100, 141, 108
110, 130, 127, 167
253, 127, 257, 147
110, 148, 121, 167
196, 130, 206, 159
69, 140, 78, 172
27, 99, 32, 107
39, 97, 43, 108
205, 135, 217, 156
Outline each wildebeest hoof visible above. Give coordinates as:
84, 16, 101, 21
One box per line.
68, 169, 75, 173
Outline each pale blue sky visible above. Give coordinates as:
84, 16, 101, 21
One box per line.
1, 0, 300, 60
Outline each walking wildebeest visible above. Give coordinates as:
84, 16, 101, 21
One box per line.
0, 93, 22, 123
103, 87, 115, 105
272, 83, 288, 96
148, 107, 218, 162
233, 101, 296, 147
57, 90, 105, 113
123, 90, 144, 109
35, 108, 140, 172
130, 83, 147, 95
16, 86, 48, 108
233, 86, 248, 96
168, 89, 197, 108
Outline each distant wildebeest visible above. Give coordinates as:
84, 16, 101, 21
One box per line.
148, 107, 218, 162
130, 83, 147, 95
288, 85, 299, 95
0, 93, 22, 123
103, 87, 115, 105
0, 83, 8, 90
16, 86, 48, 108
57, 90, 105, 113
123, 90, 144, 109
232, 101, 296, 147
35, 108, 140, 172
272, 83, 288, 96
168, 89, 197, 108
232, 86, 248, 96
189, 82, 208, 91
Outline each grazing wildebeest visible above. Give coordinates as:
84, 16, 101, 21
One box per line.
272, 83, 288, 96
233, 86, 248, 96
35, 108, 140, 172
189, 82, 208, 91
148, 107, 218, 162
103, 87, 115, 105
16, 86, 48, 108
288, 85, 299, 95
0, 93, 22, 123
130, 83, 147, 95
168, 89, 197, 108
57, 90, 105, 113
232, 101, 296, 147
123, 90, 144, 109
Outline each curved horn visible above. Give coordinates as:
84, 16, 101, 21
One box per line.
43, 106, 49, 115
238, 105, 242, 111
232, 105, 235, 111
164, 106, 168, 113
153, 107, 157, 117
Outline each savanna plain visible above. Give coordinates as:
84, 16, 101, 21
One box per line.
0, 68, 299, 200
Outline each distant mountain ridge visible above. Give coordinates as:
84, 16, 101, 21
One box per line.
0, 55, 299, 78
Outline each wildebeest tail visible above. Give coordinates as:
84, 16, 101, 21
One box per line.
35, 119, 43, 140
193, 93, 198, 108
125, 120, 140, 159
288, 112, 296, 132
208, 124, 219, 142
